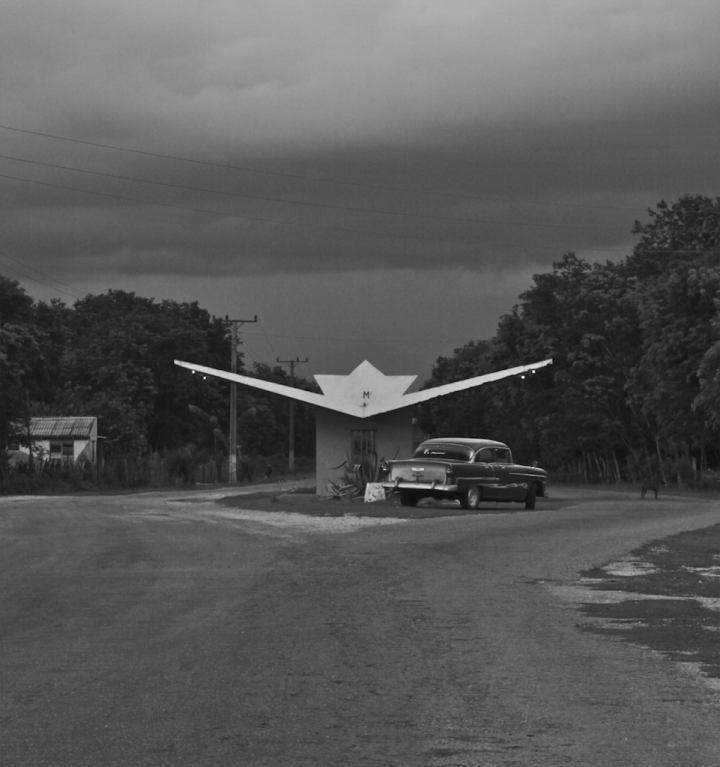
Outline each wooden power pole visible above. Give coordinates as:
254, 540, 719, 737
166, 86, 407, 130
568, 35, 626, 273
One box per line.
223, 315, 257, 483
277, 356, 308, 472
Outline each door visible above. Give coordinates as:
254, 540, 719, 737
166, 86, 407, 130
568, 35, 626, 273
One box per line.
491, 447, 526, 500
472, 447, 500, 498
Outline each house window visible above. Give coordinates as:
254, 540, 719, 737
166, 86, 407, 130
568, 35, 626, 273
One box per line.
50, 441, 74, 461
351, 429, 376, 466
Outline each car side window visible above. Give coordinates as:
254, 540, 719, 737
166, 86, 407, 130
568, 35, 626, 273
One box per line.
475, 448, 494, 463
494, 449, 511, 464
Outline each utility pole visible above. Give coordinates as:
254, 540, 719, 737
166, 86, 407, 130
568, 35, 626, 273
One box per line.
222, 315, 257, 483
25, 389, 34, 474
277, 356, 308, 472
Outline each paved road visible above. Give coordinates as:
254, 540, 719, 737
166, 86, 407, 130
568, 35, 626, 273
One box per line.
2, 487, 720, 766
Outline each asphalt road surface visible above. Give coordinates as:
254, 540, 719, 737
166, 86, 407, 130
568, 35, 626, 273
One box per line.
2, 487, 720, 766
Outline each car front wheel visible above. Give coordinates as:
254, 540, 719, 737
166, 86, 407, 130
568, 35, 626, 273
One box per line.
460, 486, 481, 510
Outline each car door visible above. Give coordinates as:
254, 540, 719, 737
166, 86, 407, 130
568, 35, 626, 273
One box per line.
492, 447, 526, 500
472, 447, 500, 498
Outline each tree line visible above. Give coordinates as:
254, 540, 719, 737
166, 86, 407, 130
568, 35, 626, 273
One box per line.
417, 195, 720, 484
2, 194, 719, 486
0, 285, 318, 477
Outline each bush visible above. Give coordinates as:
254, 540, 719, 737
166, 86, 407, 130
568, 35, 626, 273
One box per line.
662, 456, 695, 486
236, 458, 255, 483
327, 452, 383, 499
165, 450, 195, 485
697, 469, 720, 491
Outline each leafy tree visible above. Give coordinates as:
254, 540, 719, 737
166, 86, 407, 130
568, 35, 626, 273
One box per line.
628, 195, 720, 279
416, 341, 493, 438
238, 363, 319, 458
2, 283, 319, 463
630, 261, 720, 453
484, 255, 642, 470
627, 196, 720, 472
0, 275, 34, 325
0, 278, 39, 467
31, 299, 74, 405
54, 291, 231, 456
418, 197, 720, 479
694, 297, 720, 433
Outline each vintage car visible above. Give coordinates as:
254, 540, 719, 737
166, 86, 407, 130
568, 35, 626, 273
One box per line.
381, 437, 547, 510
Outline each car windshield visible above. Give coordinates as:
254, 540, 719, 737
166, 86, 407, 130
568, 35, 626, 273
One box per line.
413, 444, 474, 462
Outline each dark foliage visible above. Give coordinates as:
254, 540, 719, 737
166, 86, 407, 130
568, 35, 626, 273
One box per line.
3, 195, 718, 486
418, 196, 720, 482
0, 285, 317, 472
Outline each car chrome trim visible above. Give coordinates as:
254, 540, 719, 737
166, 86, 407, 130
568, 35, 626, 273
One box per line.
382, 481, 459, 493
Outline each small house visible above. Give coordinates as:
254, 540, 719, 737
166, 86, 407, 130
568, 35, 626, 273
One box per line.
20, 417, 99, 464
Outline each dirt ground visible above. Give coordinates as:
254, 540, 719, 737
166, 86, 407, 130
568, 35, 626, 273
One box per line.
224, 486, 720, 683
3, 485, 720, 766
577, 523, 720, 680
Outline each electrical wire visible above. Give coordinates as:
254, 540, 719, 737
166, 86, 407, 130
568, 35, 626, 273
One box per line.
0, 123, 650, 213
238, 338, 262, 365
0, 152, 635, 234
257, 320, 281, 359
0, 171, 644, 255
242, 329, 446, 347
0, 250, 87, 300
3, 124, 717, 293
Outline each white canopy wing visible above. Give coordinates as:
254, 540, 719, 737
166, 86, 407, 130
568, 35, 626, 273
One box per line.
174, 358, 553, 418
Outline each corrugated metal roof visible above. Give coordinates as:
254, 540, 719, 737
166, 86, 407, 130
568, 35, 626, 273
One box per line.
30, 417, 97, 439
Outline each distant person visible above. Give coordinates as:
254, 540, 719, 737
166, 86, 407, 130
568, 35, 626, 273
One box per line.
265, 463, 273, 481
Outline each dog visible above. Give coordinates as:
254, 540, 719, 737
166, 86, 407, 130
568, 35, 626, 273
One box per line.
640, 482, 660, 500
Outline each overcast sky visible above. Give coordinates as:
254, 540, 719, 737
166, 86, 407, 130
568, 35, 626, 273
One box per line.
2, 0, 719, 381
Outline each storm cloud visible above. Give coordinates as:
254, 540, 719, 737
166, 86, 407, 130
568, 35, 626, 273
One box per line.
2, 1, 719, 375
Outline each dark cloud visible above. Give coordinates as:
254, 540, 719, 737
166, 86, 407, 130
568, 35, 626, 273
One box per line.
1, 1, 719, 375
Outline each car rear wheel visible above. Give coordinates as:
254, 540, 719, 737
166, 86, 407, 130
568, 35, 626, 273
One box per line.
460, 486, 481, 510
399, 490, 420, 507
524, 482, 537, 510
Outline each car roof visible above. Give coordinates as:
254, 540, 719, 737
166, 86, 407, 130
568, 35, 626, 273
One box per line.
418, 438, 508, 451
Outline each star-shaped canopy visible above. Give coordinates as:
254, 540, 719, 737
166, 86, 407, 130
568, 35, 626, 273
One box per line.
174, 358, 552, 418
314, 361, 417, 417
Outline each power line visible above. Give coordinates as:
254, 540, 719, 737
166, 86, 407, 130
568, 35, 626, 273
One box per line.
257, 320, 281, 359
0, 123, 650, 213
243, 329, 452, 347
0, 265, 83, 301
0, 152, 633, 234
239, 338, 262, 365
0, 170, 483, 246
3, 126, 717, 261
0, 171, 647, 255
0, 250, 87, 300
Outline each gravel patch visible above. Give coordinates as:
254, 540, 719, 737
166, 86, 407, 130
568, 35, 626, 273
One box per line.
202, 506, 407, 532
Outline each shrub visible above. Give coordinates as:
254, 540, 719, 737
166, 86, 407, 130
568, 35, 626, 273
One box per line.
165, 449, 195, 485
327, 452, 383, 499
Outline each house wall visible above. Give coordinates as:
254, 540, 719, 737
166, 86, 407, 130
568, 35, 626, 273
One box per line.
29, 438, 95, 462
315, 407, 414, 495
75, 438, 96, 462
81, 419, 98, 462
18, 419, 98, 463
